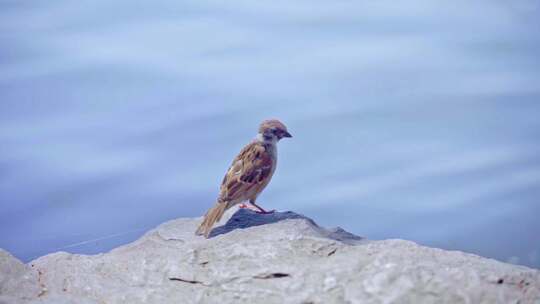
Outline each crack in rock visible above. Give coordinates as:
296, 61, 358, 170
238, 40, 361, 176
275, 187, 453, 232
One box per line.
169, 277, 209, 286
254, 273, 291, 279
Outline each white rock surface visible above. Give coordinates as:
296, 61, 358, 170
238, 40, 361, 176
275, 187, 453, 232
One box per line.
1, 209, 539, 304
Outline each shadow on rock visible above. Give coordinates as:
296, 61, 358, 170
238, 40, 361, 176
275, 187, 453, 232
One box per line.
209, 209, 363, 244
208, 209, 313, 238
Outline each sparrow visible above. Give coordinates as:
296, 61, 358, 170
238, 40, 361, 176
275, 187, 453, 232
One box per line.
195, 119, 292, 238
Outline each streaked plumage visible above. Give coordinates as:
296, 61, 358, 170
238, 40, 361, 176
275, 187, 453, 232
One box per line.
195, 119, 292, 238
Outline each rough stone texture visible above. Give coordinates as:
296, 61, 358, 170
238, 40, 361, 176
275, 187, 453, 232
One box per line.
1, 209, 539, 304
0, 249, 41, 304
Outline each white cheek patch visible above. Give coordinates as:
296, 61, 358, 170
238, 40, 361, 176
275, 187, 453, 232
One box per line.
256, 133, 278, 143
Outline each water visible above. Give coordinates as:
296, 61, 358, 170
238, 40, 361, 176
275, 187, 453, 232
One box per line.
1, 0, 539, 268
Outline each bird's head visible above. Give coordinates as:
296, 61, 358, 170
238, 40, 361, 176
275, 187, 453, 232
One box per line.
259, 119, 292, 142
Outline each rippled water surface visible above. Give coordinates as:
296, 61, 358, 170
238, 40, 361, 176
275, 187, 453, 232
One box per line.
1, 0, 539, 268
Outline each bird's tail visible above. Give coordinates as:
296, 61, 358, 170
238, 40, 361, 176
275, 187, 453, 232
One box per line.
195, 201, 229, 238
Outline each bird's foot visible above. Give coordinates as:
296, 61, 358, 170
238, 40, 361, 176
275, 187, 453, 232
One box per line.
255, 209, 275, 214
250, 202, 275, 214
240, 202, 275, 214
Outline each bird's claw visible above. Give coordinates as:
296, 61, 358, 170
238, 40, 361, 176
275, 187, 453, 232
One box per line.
255, 209, 275, 214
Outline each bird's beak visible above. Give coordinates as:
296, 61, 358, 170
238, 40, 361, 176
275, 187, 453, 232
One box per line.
283, 131, 292, 138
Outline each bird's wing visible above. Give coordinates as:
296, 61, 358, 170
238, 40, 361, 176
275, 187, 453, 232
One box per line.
219, 141, 274, 202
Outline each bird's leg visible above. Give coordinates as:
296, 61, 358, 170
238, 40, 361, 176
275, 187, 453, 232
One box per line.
249, 200, 275, 214
239, 203, 249, 209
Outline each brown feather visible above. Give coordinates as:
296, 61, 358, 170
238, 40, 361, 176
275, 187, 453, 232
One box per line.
195, 201, 230, 238
196, 140, 277, 238
219, 142, 275, 203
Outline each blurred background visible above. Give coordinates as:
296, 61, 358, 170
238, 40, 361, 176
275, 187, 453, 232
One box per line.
1, 0, 539, 268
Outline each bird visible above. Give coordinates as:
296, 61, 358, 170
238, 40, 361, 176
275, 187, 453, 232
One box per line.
195, 119, 292, 238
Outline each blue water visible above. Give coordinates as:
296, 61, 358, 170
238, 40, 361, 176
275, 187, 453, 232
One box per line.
1, 1, 539, 268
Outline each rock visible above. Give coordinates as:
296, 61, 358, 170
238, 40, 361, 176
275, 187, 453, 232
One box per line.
0, 249, 41, 304
1, 209, 539, 303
